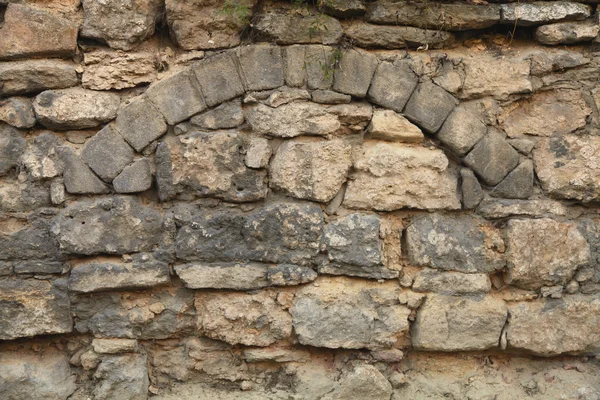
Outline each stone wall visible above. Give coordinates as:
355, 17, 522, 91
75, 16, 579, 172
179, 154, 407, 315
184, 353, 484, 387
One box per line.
1, 0, 600, 399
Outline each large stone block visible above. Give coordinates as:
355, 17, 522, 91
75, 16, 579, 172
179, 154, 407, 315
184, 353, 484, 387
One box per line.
69, 255, 171, 293
72, 286, 195, 339
0, 4, 78, 60
175, 202, 324, 266
333, 49, 378, 98
145, 70, 207, 125
270, 138, 351, 202
0, 124, 26, 176
344, 142, 461, 211
499, 89, 591, 137
175, 262, 269, 290
196, 290, 292, 346
253, 14, 343, 45
81, 124, 135, 182
82, 49, 157, 90
368, 2, 500, 31
533, 135, 600, 202
191, 52, 245, 107
345, 23, 455, 50
404, 81, 458, 134
321, 213, 397, 279
236, 44, 285, 91
367, 61, 418, 112
507, 295, 600, 355
405, 213, 505, 273
437, 106, 487, 156
81, 0, 163, 50
93, 354, 149, 400
60, 148, 110, 194
0, 278, 72, 340
0, 349, 77, 400
51, 196, 163, 255
505, 218, 590, 290
291, 277, 410, 349
412, 294, 507, 351
501, 1, 591, 26
464, 135, 520, 186
113, 95, 168, 152
0, 59, 78, 96
156, 131, 267, 202
0, 217, 60, 261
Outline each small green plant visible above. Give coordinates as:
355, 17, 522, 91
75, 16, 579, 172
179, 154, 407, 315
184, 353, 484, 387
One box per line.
221, 0, 252, 25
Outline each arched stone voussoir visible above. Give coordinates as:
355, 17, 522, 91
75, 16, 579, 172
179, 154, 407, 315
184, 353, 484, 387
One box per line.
113, 94, 168, 152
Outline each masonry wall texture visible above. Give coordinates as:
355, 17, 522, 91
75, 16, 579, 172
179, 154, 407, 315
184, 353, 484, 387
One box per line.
1, 0, 600, 399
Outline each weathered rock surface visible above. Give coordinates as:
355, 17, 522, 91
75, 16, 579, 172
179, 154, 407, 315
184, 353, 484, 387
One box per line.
253, 13, 343, 45
0, 218, 59, 261
344, 142, 461, 211
535, 21, 600, 45
500, 2, 591, 26
0, 124, 26, 176
437, 106, 487, 156
505, 218, 590, 290
368, 2, 501, 31
73, 286, 195, 339
491, 160, 534, 199
0, 97, 36, 128
477, 198, 570, 219
113, 158, 153, 193
244, 137, 271, 169
189, 99, 244, 130
196, 290, 292, 346
412, 295, 507, 351
60, 148, 110, 194
0, 349, 77, 400
175, 203, 323, 266
0, 4, 78, 60
291, 277, 410, 349
333, 49, 378, 98
92, 338, 138, 354
404, 80, 458, 133
464, 135, 520, 186
69, 256, 170, 293
33, 88, 120, 129
534, 135, 600, 202
82, 49, 157, 90
0, 278, 72, 340
461, 168, 484, 209
321, 213, 396, 279
312, 90, 351, 104
367, 61, 418, 112
156, 131, 267, 202
345, 23, 455, 50
51, 196, 163, 255
114, 95, 167, 152
243, 347, 311, 363
367, 109, 423, 143
192, 52, 245, 107
507, 295, 600, 355
321, 365, 393, 400
237, 44, 285, 91
269, 139, 352, 202
81, 124, 135, 182
267, 264, 318, 286
175, 263, 269, 290
500, 89, 591, 137
166, 0, 257, 50
0, 59, 78, 96
322, 0, 365, 19
405, 213, 505, 273
93, 354, 149, 400
13, 260, 63, 275
81, 0, 163, 50
413, 269, 492, 295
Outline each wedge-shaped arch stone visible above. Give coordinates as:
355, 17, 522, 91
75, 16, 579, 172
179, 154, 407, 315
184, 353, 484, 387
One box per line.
236, 44, 285, 91
464, 134, 520, 186
404, 80, 458, 134
333, 49, 378, 98
192, 52, 245, 107
367, 61, 418, 112
81, 124, 135, 182
291, 277, 410, 349
411, 294, 507, 351
113, 95, 167, 152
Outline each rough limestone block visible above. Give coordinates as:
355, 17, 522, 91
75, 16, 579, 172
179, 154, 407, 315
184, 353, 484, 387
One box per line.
312, 90, 352, 104
189, 99, 244, 130
411, 294, 507, 351
291, 277, 410, 349
81, 125, 135, 182
0, 4, 78, 60
535, 20, 600, 45
113, 95, 168, 152
51, 196, 163, 255
82, 49, 157, 90
245, 137, 272, 169
145, 70, 207, 125
60, 148, 110, 194
196, 290, 292, 346
437, 106, 487, 156
0, 124, 26, 176
491, 160, 534, 199
321, 213, 397, 279
69, 255, 170, 293
93, 354, 149, 400
0, 97, 36, 128
253, 14, 343, 45
345, 23, 455, 50
505, 218, 590, 290
283, 45, 307, 87
33, 88, 120, 130
507, 295, 600, 356
0, 278, 72, 340
464, 135, 520, 186
0, 218, 60, 261
81, 0, 163, 50
501, 1, 591, 26
404, 80, 458, 133
236, 45, 285, 91
412, 269, 492, 295
333, 49, 378, 98
367, 61, 418, 112
191, 52, 245, 107
175, 263, 269, 290
269, 138, 352, 202
0, 59, 79, 96
112, 158, 153, 193
367, 109, 423, 143
405, 213, 505, 273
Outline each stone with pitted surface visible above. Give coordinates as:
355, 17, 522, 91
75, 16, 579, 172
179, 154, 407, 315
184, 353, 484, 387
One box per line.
114, 96, 167, 152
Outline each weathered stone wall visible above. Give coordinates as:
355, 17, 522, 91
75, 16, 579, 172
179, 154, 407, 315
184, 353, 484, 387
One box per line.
1, 0, 600, 399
